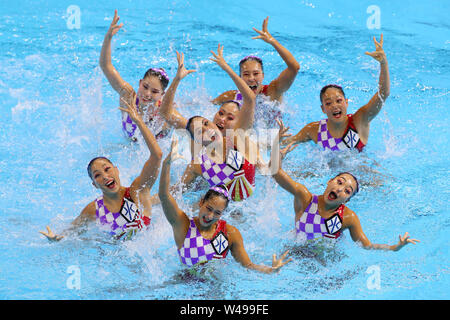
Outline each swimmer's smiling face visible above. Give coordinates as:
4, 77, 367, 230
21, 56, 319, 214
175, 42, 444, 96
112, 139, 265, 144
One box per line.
89, 159, 121, 194
198, 196, 227, 228
137, 75, 165, 105
240, 60, 264, 94
213, 102, 239, 133
189, 117, 223, 146
320, 87, 349, 122
324, 173, 358, 205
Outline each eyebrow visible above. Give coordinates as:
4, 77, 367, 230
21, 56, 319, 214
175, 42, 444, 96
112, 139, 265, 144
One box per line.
339, 176, 354, 193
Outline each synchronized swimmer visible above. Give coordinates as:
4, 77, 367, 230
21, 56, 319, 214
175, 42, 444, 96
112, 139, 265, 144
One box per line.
40, 10, 419, 275
100, 10, 172, 142
40, 96, 162, 241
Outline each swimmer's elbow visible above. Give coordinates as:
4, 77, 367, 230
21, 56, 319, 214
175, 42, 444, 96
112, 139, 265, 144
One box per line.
153, 149, 163, 161
380, 88, 390, 99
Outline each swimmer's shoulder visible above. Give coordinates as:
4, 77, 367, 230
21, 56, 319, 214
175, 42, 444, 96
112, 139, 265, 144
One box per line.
71, 200, 97, 226
341, 206, 358, 230
212, 90, 238, 105
224, 223, 242, 246
294, 121, 319, 143
80, 200, 97, 220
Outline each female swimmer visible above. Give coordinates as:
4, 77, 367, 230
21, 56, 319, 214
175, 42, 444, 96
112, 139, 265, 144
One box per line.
282, 34, 390, 152
271, 120, 419, 250
213, 17, 300, 128
99, 10, 171, 141
40, 96, 163, 241
158, 139, 291, 273
159, 46, 265, 202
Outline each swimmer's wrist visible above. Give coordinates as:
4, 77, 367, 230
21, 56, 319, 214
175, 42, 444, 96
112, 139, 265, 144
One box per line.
104, 32, 113, 41
133, 117, 145, 126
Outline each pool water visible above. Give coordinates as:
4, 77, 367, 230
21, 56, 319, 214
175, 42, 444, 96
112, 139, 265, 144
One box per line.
0, 0, 448, 299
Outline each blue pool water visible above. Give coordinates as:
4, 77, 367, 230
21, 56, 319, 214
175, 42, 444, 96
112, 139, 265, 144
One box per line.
0, 0, 448, 300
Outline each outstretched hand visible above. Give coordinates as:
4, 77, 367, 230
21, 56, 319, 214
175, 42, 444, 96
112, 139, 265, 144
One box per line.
252, 16, 276, 44
395, 232, 420, 251
39, 226, 63, 242
210, 44, 229, 70
276, 119, 298, 158
119, 92, 141, 123
365, 34, 386, 64
271, 250, 292, 271
107, 10, 123, 38
164, 137, 185, 164
276, 119, 291, 141
175, 51, 196, 81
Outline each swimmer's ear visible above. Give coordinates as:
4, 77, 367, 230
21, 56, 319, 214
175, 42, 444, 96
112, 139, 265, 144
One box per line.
92, 181, 99, 189
320, 104, 325, 113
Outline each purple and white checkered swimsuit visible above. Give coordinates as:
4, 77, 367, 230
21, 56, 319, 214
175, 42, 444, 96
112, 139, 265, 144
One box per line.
121, 97, 165, 140
178, 219, 229, 266
295, 195, 344, 240
95, 194, 146, 238
316, 119, 348, 151
199, 148, 235, 187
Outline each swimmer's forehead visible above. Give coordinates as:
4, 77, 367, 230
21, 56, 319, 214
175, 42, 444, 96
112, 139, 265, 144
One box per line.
322, 87, 345, 99
240, 60, 263, 72
204, 195, 227, 211
219, 103, 239, 114
336, 174, 357, 191
90, 159, 113, 172
140, 76, 163, 89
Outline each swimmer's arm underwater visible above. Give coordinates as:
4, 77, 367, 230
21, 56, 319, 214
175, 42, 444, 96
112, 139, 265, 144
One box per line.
253, 17, 300, 101
344, 208, 420, 251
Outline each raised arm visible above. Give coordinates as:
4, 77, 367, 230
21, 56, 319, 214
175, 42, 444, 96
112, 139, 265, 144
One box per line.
228, 225, 291, 274
160, 52, 196, 129
119, 94, 163, 194
270, 120, 309, 198
210, 44, 256, 131
158, 139, 190, 246
354, 34, 390, 125
253, 17, 300, 101
99, 10, 131, 95
345, 209, 419, 251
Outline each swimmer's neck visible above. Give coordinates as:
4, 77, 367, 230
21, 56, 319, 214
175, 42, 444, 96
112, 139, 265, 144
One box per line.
102, 186, 126, 203
318, 194, 341, 213
327, 115, 349, 130
194, 217, 218, 235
